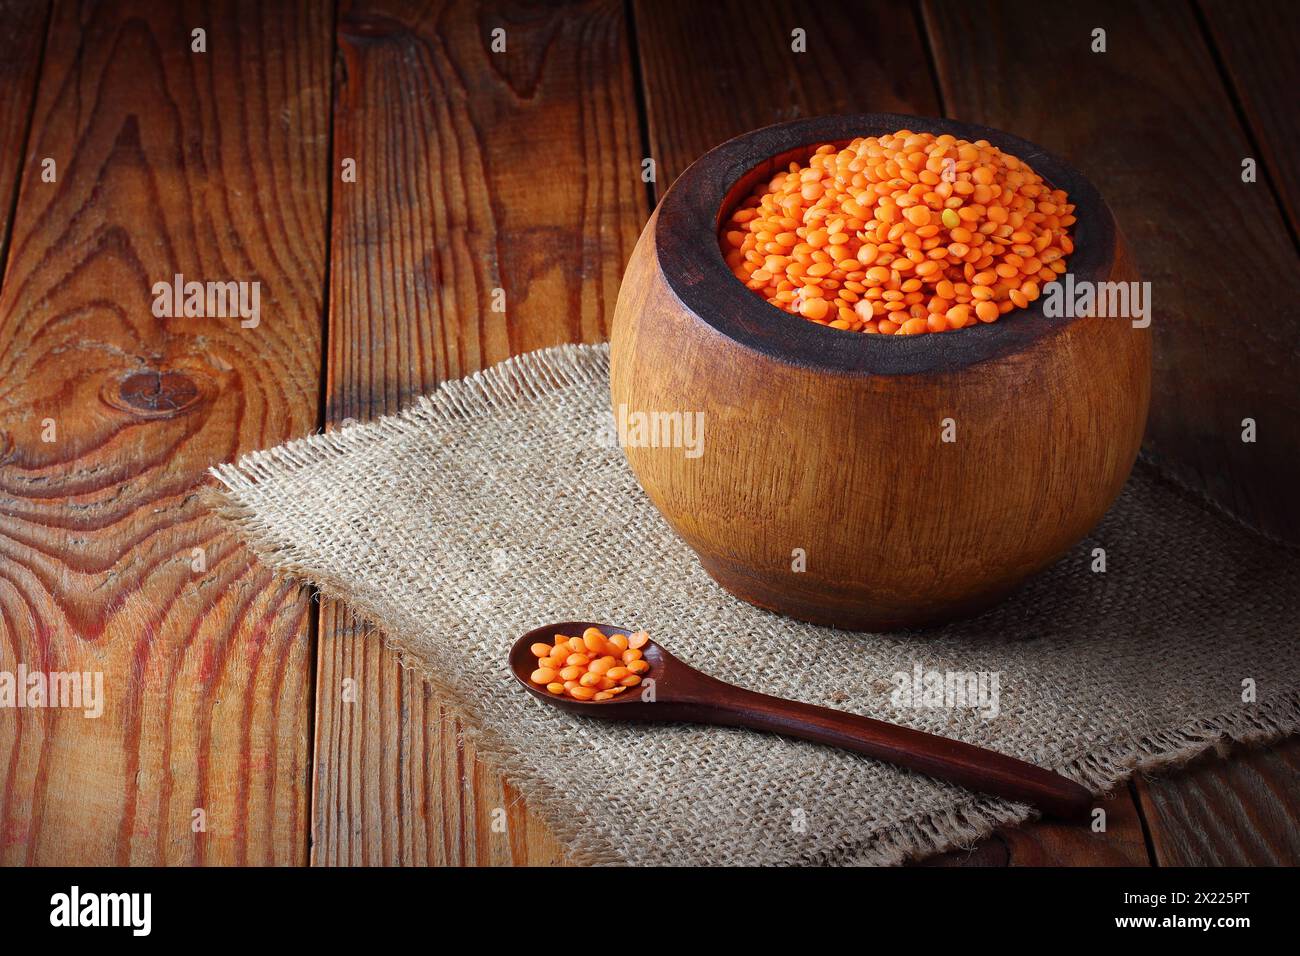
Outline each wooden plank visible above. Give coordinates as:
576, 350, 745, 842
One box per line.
1135, 739, 1300, 866
0, 0, 49, 270
313, 0, 645, 865
633, 0, 1148, 868
0, 0, 331, 865
921, 0, 1300, 544
915, 789, 1149, 866
921, 0, 1299, 866
312, 603, 567, 865
1199, 0, 1300, 235
633, 0, 942, 193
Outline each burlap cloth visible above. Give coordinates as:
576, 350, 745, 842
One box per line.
211, 343, 1300, 866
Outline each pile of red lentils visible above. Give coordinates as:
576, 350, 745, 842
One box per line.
720, 131, 1075, 334
528, 627, 650, 701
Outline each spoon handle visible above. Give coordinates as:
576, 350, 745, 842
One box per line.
691, 683, 1092, 821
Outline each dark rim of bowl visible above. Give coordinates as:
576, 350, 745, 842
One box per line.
653, 113, 1115, 376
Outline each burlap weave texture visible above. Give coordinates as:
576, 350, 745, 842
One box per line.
212, 343, 1300, 866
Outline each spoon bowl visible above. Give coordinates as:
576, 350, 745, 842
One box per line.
510, 621, 645, 712
509, 621, 724, 721
511, 622, 1094, 821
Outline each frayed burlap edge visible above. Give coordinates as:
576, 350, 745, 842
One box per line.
208, 342, 1300, 867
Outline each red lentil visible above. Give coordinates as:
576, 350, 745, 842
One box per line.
528, 628, 651, 701
719, 131, 1075, 335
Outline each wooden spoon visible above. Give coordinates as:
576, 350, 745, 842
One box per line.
510, 622, 1093, 821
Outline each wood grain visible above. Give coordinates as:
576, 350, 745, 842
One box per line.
613, 116, 1151, 631
632, 0, 942, 193
2, 0, 1286, 869
627, 0, 1156, 867
0, 0, 49, 269
915, 788, 1150, 866
314, 0, 645, 865
0, 0, 331, 865
922, 0, 1300, 545
921, 0, 1300, 867
1136, 739, 1300, 866
1199, 0, 1300, 235
312, 603, 567, 865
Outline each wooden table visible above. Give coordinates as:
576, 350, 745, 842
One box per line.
0, 0, 1296, 867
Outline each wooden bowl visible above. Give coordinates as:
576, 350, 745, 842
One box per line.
610, 114, 1151, 631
